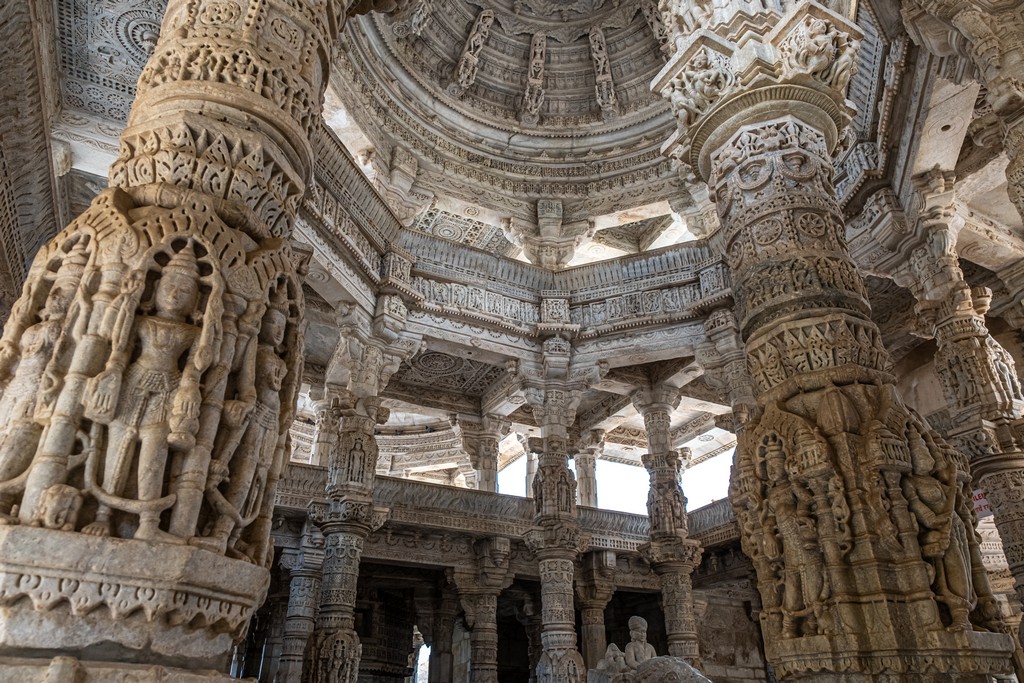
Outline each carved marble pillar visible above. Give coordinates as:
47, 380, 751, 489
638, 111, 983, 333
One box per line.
310, 396, 342, 468
901, 0, 1024, 222
428, 587, 459, 683
632, 387, 702, 666
896, 172, 1024, 647
304, 390, 390, 683
452, 538, 513, 683
576, 551, 616, 670
278, 522, 324, 683
516, 596, 544, 683
462, 414, 511, 493
525, 437, 540, 499
575, 430, 602, 508
0, 0, 372, 676
656, 1, 1015, 678
524, 385, 589, 683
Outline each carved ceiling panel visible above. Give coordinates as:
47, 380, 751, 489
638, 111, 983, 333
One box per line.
410, 206, 517, 255
57, 0, 166, 122
391, 351, 507, 397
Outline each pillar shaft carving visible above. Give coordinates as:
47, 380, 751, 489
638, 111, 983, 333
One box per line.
575, 430, 602, 508
633, 385, 702, 667
657, 1, 1015, 678
304, 390, 390, 683
0, 0, 353, 672
462, 414, 511, 493
428, 588, 458, 683
576, 551, 616, 671
278, 522, 324, 683
900, 172, 1024, 648
524, 384, 588, 683
452, 537, 513, 683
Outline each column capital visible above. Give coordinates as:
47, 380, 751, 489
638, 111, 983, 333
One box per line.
654, 0, 862, 181
630, 384, 680, 418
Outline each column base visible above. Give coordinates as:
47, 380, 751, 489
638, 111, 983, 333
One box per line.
0, 655, 248, 682
771, 629, 1014, 682
0, 525, 268, 669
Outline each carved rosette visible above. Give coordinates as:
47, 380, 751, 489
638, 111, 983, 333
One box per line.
655, 1, 1016, 678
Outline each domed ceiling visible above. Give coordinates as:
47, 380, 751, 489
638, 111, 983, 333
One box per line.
333, 0, 687, 231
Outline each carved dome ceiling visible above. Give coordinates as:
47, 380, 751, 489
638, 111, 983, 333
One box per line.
334, 0, 685, 226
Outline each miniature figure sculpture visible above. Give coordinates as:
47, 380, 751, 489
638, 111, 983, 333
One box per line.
624, 616, 658, 669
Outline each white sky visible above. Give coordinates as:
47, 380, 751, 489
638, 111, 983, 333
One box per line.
496, 450, 734, 515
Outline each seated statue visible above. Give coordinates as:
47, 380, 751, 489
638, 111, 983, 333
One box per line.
625, 616, 658, 669
589, 616, 713, 683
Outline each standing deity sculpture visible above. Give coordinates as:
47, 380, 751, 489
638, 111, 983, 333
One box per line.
82, 245, 211, 543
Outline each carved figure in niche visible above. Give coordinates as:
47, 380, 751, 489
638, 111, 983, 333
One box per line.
762, 440, 827, 637
83, 246, 209, 543
901, 425, 975, 630
589, 28, 610, 78
201, 295, 288, 558
0, 244, 87, 521
624, 616, 657, 668
466, 11, 493, 55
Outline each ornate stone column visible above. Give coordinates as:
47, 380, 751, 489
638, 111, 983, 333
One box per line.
428, 586, 459, 683
575, 430, 602, 508
525, 436, 540, 498
516, 596, 544, 683
576, 550, 616, 670
452, 538, 513, 683
0, 0, 411, 676
656, 2, 1015, 678
310, 395, 342, 468
304, 389, 390, 682
632, 386, 702, 666
461, 414, 511, 493
524, 382, 589, 683
901, 1, 1024, 222
895, 170, 1024, 646
303, 309, 417, 682
278, 521, 324, 683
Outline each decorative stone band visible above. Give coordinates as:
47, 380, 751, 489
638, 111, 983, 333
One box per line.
0, 525, 267, 667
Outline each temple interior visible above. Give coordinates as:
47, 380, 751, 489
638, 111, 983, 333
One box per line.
0, 0, 1023, 681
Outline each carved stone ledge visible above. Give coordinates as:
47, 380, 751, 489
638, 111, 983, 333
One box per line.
0, 526, 267, 669
0, 656, 240, 683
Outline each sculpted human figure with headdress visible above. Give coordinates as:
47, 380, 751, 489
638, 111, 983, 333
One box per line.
199, 289, 290, 559
82, 245, 209, 542
0, 240, 88, 521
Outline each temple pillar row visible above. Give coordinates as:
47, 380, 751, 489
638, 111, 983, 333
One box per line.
656, 1, 1016, 678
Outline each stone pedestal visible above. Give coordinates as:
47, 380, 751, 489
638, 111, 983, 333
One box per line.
0, 526, 265, 668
